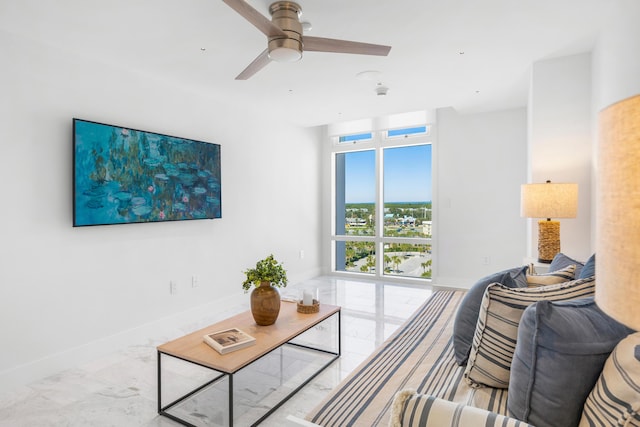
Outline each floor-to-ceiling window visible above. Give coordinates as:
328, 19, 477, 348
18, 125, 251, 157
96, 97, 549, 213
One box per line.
332, 124, 433, 282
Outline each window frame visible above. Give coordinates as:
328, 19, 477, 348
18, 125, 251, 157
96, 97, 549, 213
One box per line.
330, 127, 433, 284
385, 125, 430, 139
337, 132, 374, 144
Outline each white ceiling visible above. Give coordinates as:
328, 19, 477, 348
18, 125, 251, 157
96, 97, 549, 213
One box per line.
2, 0, 610, 127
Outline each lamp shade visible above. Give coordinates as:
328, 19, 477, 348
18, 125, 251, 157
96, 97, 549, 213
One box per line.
596, 94, 640, 330
521, 182, 578, 219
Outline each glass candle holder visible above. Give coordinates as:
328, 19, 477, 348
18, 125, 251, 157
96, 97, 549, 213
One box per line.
300, 288, 319, 306
297, 288, 320, 313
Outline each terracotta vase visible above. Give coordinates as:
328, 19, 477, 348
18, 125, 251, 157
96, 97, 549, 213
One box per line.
250, 281, 281, 326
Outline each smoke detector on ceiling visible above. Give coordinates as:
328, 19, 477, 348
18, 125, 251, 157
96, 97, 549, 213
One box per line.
375, 84, 389, 96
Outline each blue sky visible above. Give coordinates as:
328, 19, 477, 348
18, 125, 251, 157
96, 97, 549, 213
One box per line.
344, 145, 432, 203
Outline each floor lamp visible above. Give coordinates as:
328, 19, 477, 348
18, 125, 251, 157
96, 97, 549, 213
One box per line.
597, 94, 640, 330
521, 181, 578, 263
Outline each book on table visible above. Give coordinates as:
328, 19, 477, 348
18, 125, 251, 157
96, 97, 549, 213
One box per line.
203, 328, 256, 354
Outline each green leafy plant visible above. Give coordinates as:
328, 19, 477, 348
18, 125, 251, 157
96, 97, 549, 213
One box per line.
242, 254, 288, 292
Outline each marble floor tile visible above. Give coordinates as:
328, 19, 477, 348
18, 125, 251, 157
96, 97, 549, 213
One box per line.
0, 276, 432, 426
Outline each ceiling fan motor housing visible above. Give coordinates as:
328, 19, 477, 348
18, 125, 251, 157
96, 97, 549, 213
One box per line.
222, 0, 391, 79
268, 1, 303, 62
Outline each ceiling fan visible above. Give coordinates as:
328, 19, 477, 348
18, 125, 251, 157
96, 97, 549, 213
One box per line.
222, 0, 392, 80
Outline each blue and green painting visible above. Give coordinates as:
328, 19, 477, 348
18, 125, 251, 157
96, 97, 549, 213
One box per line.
73, 119, 221, 226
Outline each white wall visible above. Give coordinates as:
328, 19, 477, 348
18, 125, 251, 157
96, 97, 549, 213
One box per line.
526, 7, 640, 263
0, 31, 323, 391
527, 53, 593, 261
592, 0, 640, 111
434, 107, 528, 288
590, 0, 640, 269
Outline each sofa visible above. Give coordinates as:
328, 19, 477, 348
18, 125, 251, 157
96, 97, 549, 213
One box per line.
306, 253, 640, 426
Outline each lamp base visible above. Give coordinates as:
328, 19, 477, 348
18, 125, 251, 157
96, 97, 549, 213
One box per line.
537, 220, 560, 263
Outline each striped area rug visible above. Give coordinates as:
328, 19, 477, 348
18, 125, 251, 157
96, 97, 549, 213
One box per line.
306, 290, 508, 426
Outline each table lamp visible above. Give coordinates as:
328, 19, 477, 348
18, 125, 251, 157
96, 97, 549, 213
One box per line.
596, 94, 640, 330
521, 181, 578, 263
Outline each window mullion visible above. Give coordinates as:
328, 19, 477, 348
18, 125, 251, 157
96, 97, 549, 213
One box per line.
375, 138, 385, 278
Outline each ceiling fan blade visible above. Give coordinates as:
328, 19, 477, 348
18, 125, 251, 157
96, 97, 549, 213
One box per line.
304, 36, 391, 56
235, 49, 271, 80
222, 0, 286, 38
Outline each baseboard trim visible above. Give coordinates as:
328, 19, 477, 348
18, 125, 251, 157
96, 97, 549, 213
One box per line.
0, 292, 246, 394
432, 276, 474, 290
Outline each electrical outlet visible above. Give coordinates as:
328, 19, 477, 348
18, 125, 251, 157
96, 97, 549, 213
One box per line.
192, 275, 199, 288
482, 256, 491, 265
170, 280, 178, 295
299, 250, 305, 259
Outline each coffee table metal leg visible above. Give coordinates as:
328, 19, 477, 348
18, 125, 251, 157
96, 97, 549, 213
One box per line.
157, 350, 162, 414
338, 310, 342, 356
228, 374, 233, 427
157, 351, 229, 427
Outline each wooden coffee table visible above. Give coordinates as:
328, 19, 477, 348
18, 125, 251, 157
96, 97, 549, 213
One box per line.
157, 301, 341, 426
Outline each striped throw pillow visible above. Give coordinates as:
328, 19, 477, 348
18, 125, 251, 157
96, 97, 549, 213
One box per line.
526, 264, 576, 286
464, 276, 596, 388
579, 332, 640, 427
389, 391, 533, 427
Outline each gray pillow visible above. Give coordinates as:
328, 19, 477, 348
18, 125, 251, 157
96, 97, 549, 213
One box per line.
578, 253, 596, 279
452, 265, 528, 365
549, 252, 584, 277
508, 298, 632, 427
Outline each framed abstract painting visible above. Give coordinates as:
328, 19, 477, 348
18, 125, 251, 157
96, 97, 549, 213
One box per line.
73, 119, 221, 227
